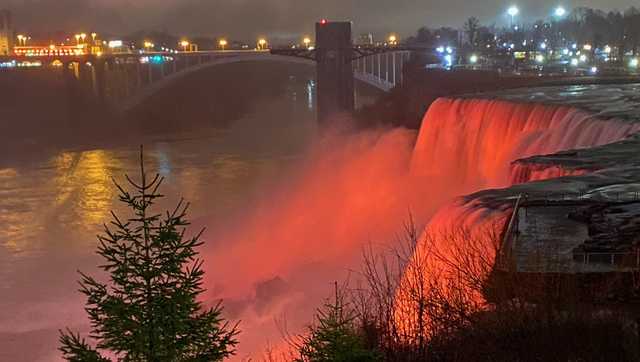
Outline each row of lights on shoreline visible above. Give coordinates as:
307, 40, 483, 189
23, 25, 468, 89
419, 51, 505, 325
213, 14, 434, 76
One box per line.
177, 37, 270, 51
180, 33, 400, 52
16, 32, 99, 46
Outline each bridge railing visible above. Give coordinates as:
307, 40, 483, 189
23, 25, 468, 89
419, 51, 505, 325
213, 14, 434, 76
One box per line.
353, 50, 411, 91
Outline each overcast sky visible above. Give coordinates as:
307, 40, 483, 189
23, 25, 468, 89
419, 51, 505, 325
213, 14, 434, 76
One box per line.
2, 0, 639, 41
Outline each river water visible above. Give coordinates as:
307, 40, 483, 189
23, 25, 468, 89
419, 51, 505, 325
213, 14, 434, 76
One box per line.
0, 62, 368, 361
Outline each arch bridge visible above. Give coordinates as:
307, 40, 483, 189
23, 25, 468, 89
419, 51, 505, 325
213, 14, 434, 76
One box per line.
3, 22, 431, 121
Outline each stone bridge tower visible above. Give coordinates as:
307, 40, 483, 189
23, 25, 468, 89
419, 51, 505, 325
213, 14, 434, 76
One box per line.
315, 21, 354, 123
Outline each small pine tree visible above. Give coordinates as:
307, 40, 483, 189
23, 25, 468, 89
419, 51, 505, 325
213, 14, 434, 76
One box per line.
295, 283, 380, 362
59, 148, 239, 361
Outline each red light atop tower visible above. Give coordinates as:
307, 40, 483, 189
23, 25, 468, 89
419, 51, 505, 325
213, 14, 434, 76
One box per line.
320, 19, 328, 25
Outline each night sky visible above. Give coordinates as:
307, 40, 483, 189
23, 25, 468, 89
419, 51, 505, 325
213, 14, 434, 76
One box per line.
4, 0, 640, 41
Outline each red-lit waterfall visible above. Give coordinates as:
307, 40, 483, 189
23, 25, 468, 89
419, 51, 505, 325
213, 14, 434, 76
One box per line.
206, 98, 640, 359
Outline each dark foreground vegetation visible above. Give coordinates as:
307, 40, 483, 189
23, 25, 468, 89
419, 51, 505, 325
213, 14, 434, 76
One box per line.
289, 222, 640, 362
59, 150, 238, 361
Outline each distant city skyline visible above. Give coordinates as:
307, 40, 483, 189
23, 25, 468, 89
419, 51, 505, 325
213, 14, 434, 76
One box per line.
3, 0, 640, 42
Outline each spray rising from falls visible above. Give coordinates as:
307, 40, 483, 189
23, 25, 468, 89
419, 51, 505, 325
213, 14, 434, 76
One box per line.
205, 97, 640, 359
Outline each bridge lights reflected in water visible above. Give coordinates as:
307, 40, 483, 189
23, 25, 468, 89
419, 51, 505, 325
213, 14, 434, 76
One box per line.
307, 80, 315, 110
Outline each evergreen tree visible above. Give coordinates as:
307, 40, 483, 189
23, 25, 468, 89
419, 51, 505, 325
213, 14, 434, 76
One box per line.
295, 284, 380, 362
59, 149, 238, 361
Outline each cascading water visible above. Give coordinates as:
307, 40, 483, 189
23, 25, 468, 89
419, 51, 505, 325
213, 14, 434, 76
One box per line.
207, 97, 640, 359
411, 98, 640, 191
397, 98, 640, 338
412, 97, 640, 240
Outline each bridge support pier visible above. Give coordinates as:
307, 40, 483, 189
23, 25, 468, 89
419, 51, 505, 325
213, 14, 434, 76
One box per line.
315, 21, 354, 123
89, 59, 107, 103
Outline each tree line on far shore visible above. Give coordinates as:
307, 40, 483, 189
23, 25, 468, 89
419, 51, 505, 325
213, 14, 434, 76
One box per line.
405, 6, 640, 64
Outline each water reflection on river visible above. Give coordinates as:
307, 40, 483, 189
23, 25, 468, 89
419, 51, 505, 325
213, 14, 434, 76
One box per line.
0, 62, 362, 361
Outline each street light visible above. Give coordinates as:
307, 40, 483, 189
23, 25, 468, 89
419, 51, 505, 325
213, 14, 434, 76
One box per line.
17, 34, 24, 46
303, 37, 311, 48
75, 34, 81, 45
554, 6, 566, 18
91, 32, 97, 43
144, 41, 154, 51
388, 34, 398, 46
80, 33, 87, 43
469, 54, 478, 64
257, 38, 267, 50
630, 58, 639, 68
219, 39, 228, 50
180, 40, 190, 52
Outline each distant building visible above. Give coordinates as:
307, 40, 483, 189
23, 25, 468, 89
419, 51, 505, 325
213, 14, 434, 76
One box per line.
357, 33, 374, 46
0, 10, 12, 55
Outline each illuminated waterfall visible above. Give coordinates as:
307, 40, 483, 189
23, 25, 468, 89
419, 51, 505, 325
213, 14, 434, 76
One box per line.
211, 97, 640, 359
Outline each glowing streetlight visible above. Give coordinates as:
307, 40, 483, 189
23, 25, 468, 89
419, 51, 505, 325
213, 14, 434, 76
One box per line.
180, 40, 190, 52
219, 39, 228, 50
629, 58, 639, 68
144, 41, 154, 51
535, 54, 545, 63
507, 6, 519, 28
303, 37, 311, 48
388, 34, 398, 46
74, 34, 81, 45
17, 34, 25, 46
257, 38, 268, 50
554, 6, 566, 18
469, 54, 478, 64
80, 33, 87, 43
